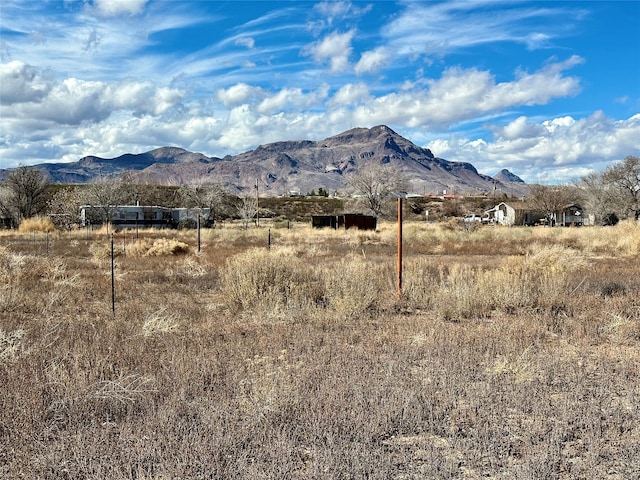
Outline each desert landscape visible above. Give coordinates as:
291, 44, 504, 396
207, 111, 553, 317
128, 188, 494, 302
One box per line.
1, 218, 639, 479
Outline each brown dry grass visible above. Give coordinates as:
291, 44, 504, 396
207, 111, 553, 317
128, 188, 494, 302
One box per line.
17, 215, 56, 233
1, 220, 639, 479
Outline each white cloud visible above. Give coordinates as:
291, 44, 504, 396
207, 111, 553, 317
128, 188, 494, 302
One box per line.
0, 61, 54, 105
3, 79, 637, 186
354, 47, 390, 75
11, 77, 114, 125
495, 116, 545, 140
93, 0, 148, 17
481, 56, 584, 108
426, 112, 640, 183
383, 1, 581, 58
329, 83, 370, 107
216, 83, 264, 108
108, 80, 184, 116
542, 116, 575, 133
1, 55, 592, 174
351, 57, 582, 129
1, 66, 184, 126
304, 30, 355, 73
235, 37, 255, 49
313, 1, 353, 23
257, 85, 329, 114
311, 1, 372, 30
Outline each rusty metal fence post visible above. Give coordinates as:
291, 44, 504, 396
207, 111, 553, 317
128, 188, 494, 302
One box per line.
397, 197, 403, 299
111, 234, 116, 316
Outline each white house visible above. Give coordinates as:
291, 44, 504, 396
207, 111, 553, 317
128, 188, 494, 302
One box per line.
484, 202, 516, 226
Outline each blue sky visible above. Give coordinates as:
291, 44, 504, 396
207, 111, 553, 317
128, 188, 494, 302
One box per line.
1, 0, 639, 183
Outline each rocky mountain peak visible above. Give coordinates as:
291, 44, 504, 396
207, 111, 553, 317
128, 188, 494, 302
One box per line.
494, 169, 525, 183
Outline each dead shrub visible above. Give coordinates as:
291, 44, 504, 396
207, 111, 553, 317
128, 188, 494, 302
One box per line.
612, 219, 640, 256
124, 238, 153, 257
484, 245, 588, 314
144, 238, 191, 256
221, 247, 321, 314
402, 244, 590, 320
141, 307, 181, 337
402, 257, 439, 309
18, 216, 56, 233
89, 240, 124, 259
321, 255, 387, 319
0, 247, 55, 311
93, 238, 192, 258
429, 263, 492, 320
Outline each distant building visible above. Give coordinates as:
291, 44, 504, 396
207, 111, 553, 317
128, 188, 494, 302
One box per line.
557, 204, 584, 226
80, 205, 213, 229
484, 202, 584, 226
485, 202, 516, 225
312, 213, 377, 230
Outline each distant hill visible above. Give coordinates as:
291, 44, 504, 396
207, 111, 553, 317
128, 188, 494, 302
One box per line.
0, 126, 529, 196
494, 169, 525, 183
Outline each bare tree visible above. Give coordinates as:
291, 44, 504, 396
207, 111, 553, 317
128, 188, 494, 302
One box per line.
117, 171, 146, 205
527, 184, 578, 226
347, 165, 408, 217
602, 155, 640, 220
47, 186, 84, 229
0, 186, 14, 227
237, 195, 257, 229
178, 183, 232, 225
575, 172, 616, 225
81, 175, 128, 231
0, 166, 51, 224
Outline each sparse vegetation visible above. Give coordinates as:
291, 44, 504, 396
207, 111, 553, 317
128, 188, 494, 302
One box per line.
16, 215, 56, 233
1, 220, 639, 478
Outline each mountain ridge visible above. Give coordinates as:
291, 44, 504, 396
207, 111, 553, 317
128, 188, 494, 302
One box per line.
0, 126, 528, 196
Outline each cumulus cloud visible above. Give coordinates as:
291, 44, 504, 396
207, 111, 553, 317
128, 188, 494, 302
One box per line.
329, 83, 370, 107
354, 47, 390, 75
4, 76, 637, 186
2, 55, 592, 176
108, 80, 184, 116
216, 83, 264, 108
1, 65, 184, 125
257, 85, 329, 114
304, 30, 355, 73
426, 112, 640, 183
351, 57, 582, 129
0, 61, 54, 105
494, 116, 545, 140
93, 0, 148, 17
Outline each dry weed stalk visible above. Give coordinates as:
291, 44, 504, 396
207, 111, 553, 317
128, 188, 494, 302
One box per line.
0, 327, 26, 361
90, 374, 157, 404
142, 307, 181, 337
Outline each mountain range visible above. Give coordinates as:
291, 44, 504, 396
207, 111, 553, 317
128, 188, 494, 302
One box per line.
1, 125, 527, 196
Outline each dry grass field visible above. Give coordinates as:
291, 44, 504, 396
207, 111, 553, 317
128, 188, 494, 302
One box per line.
1, 220, 639, 479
